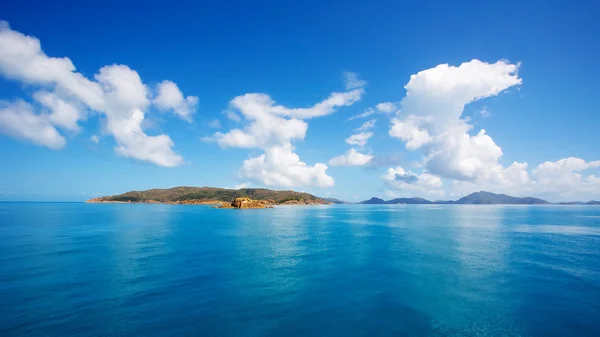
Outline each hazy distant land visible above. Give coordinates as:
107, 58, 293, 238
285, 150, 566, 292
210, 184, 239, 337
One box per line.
358, 191, 600, 205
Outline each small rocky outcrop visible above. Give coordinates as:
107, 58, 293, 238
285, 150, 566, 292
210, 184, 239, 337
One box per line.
217, 197, 273, 209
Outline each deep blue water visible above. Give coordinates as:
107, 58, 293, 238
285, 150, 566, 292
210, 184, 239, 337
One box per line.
1, 203, 600, 336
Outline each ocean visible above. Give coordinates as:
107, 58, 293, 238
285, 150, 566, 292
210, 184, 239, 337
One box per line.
1, 203, 599, 336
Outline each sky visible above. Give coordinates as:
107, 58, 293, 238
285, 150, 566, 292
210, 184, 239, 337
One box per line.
0, 0, 599, 202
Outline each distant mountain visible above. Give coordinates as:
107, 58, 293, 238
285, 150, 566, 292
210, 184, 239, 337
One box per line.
323, 198, 350, 204
358, 191, 552, 205
558, 200, 600, 205
454, 191, 550, 205
386, 197, 432, 204
87, 186, 328, 205
359, 197, 386, 204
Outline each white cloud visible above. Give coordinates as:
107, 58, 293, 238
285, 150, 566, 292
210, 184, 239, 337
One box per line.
530, 158, 600, 197
153, 80, 198, 121
94, 64, 184, 167
382, 166, 444, 198
381, 59, 600, 200
33, 91, 83, 131
90, 135, 99, 143
213, 110, 308, 149
375, 102, 398, 113
389, 59, 522, 183
0, 22, 192, 167
348, 102, 397, 121
348, 107, 375, 121
533, 157, 600, 182
211, 80, 364, 149
389, 115, 432, 150
329, 148, 373, 166
0, 100, 65, 149
346, 131, 373, 148
586, 175, 600, 185
356, 119, 376, 131
108, 108, 184, 167
446, 157, 600, 201
0, 22, 104, 109
343, 71, 366, 90
240, 143, 334, 187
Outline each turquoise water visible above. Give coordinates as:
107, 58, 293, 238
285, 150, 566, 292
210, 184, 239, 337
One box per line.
1, 203, 599, 336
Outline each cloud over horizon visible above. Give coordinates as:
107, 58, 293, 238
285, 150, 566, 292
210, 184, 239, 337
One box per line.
383, 59, 599, 200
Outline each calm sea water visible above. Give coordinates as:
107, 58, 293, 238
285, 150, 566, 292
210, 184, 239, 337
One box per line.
1, 203, 599, 336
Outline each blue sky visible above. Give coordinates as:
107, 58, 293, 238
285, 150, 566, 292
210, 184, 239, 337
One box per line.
0, 0, 599, 202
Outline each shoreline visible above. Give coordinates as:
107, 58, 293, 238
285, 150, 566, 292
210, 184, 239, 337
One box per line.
85, 199, 329, 206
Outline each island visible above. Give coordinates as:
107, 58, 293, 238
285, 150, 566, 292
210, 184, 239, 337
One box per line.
86, 186, 329, 207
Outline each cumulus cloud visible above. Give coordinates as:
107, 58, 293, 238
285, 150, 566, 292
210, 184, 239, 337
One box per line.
33, 91, 83, 132
375, 102, 398, 113
240, 143, 334, 187
211, 94, 308, 148
329, 148, 373, 166
533, 157, 600, 181
346, 131, 373, 148
0, 100, 65, 149
94, 64, 184, 167
389, 59, 522, 183
382, 59, 600, 200
530, 158, 600, 198
389, 115, 432, 150
153, 80, 199, 121
209, 75, 365, 188
0, 21, 193, 167
382, 166, 444, 198
446, 157, 600, 201
211, 86, 364, 149
356, 119, 376, 131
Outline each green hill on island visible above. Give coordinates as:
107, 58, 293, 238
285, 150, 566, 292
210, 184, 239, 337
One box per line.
87, 186, 328, 205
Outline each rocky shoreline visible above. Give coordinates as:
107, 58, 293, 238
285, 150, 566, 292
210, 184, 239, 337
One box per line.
215, 197, 273, 209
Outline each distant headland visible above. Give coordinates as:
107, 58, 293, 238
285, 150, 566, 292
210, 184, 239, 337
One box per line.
357, 191, 600, 205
